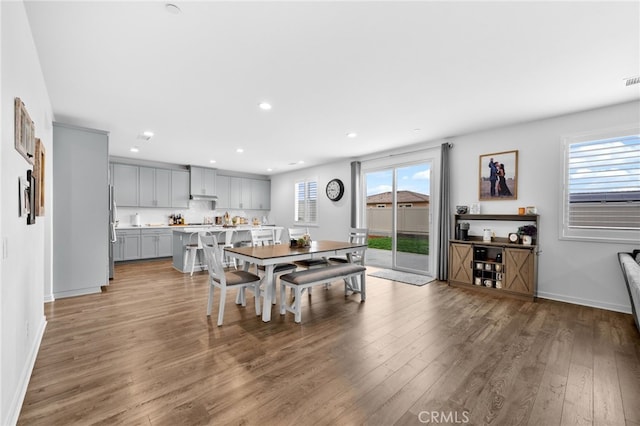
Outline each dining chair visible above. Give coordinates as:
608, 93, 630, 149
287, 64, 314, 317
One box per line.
328, 227, 368, 294
201, 233, 262, 326
329, 227, 368, 265
250, 228, 297, 305
287, 227, 329, 269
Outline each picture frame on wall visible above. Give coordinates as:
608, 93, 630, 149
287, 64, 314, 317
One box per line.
27, 170, 36, 225
34, 138, 46, 216
479, 150, 518, 200
18, 176, 28, 217
14, 98, 35, 165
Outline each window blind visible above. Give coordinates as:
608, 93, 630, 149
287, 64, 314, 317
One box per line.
567, 134, 640, 230
295, 180, 318, 224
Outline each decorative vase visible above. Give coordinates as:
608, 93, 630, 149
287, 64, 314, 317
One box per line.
522, 235, 532, 245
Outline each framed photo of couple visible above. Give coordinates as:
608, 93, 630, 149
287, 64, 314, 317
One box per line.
479, 150, 518, 200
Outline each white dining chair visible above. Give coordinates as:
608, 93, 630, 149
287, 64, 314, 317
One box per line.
250, 228, 297, 305
287, 228, 329, 269
201, 233, 262, 326
329, 227, 368, 265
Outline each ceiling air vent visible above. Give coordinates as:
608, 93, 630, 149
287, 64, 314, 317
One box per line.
625, 76, 640, 86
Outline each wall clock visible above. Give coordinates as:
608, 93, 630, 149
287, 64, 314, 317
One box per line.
326, 178, 345, 201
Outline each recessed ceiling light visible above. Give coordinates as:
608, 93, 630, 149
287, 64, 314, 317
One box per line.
236, 148, 244, 153
298, 160, 305, 164
413, 128, 421, 132
347, 132, 357, 138
143, 131, 154, 138
258, 102, 272, 110
267, 168, 273, 172
165, 3, 181, 14
130, 147, 139, 153
209, 160, 216, 164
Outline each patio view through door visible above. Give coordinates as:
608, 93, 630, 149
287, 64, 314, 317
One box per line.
365, 161, 432, 275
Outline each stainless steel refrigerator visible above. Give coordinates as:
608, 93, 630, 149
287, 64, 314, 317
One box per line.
109, 184, 117, 279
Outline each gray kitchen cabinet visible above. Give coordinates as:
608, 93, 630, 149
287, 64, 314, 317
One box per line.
113, 163, 139, 206
115, 229, 142, 261
139, 167, 171, 207
190, 166, 216, 197
230, 177, 252, 209
215, 175, 230, 208
171, 170, 190, 208
251, 179, 271, 210
141, 229, 173, 258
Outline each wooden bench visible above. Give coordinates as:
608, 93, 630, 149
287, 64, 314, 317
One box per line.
279, 264, 367, 323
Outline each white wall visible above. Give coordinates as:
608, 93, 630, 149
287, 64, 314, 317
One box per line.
1, 1, 52, 424
270, 101, 639, 314
449, 101, 639, 313
270, 160, 352, 241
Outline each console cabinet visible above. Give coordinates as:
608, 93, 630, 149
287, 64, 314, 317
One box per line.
448, 214, 539, 300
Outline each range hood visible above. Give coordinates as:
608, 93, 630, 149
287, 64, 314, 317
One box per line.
190, 194, 218, 201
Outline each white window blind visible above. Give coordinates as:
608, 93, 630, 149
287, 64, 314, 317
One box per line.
562, 127, 640, 242
294, 179, 318, 224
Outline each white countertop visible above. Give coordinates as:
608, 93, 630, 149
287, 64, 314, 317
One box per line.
116, 224, 280, 232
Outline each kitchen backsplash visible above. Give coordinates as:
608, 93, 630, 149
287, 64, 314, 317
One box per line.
117, 201, 270, 226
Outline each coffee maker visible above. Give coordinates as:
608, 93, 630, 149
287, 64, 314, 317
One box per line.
456, 222, 469, 240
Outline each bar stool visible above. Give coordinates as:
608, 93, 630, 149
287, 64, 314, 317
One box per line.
219, 229, 237, 269
184, 232, 205, 276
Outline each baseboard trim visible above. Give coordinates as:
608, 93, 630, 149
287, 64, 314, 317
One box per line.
537, 291, 632, 314
53, 286, 101, 299
5, 316, 47, 426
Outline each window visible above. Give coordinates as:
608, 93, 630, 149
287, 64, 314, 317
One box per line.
561, 126, 640, 243
294, 179, 318, 224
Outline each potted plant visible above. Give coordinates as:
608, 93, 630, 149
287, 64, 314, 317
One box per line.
517, 224, 537, 245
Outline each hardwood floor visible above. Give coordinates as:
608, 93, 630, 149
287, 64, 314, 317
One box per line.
18, 259, 640, 425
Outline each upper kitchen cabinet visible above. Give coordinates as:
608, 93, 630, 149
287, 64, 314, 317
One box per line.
113, 163, 139, 206
139, 167, 171, 207
190, 166, 216, 198
215, 174, 230, 208
251, 179, 270, 210
230, 177, 252, 209
219, 175, 270, 210
171, 170, 190, 208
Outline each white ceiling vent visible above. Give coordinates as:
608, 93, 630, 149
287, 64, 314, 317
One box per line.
624, 76, 640, 86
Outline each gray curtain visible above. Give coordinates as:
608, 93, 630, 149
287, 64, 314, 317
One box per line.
350, 161, 361, 228
437, 142, 452, 280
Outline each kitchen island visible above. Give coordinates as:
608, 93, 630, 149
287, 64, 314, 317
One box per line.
171, 225, 283, 273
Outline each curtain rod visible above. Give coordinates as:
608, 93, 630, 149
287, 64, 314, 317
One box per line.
360, 141, 453, 163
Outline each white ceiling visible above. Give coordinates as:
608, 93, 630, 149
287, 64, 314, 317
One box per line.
24, 1, 640, 175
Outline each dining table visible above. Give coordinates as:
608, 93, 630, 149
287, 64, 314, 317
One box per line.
224, 240, 368, 322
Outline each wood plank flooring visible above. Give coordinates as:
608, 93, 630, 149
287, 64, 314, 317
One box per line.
18, 259, 640, 425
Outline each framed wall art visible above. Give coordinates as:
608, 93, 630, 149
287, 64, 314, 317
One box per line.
479, 150, 518, 200
14, 97, 35, 164
34, 138, 46, 216
18, 176, 28, 217
27, 170, 36, 225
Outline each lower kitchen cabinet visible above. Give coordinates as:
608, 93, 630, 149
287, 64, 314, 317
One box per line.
116, 228, 173, 261
141, 229, 173, 258
114, 229, 141, 261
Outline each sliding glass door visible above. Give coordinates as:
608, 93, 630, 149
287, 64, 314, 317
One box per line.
365, 161, 432, 275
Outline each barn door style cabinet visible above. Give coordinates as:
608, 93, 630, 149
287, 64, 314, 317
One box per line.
448, 214, 539, 301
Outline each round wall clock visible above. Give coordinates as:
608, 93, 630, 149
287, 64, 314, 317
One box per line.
326, 178, 345, 201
